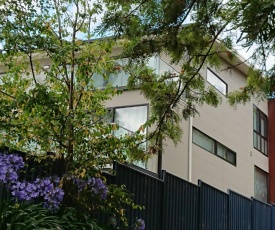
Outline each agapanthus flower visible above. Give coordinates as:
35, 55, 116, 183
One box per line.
34, 178, 54, 196
71, 177, 87, 192
11, 181, 39, 201
69, 175, 108, 199
135, 219, 145, 230
43, 187, 64, 212
0, 154, 24, 184
90, 177, 108, 199
0, 153, 64, 212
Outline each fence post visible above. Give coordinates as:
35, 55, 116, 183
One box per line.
161, 170, 166, 230
198, 180, 202, 230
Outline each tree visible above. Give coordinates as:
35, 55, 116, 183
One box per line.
99, 0, 275, 130
99, 0, 236, 147
0, 0, 146, 227
0, 0, 150, 166
0, 0, 245, 168
224, 0, 275, 101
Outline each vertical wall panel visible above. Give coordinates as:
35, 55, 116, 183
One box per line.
199, 181, 229, 230
162, 172, 199, 230
271, 205, 275, 230
252, 199, 272, 230
115, 163, 163, 230
268, 99, 275, 203
229, 190, 252, 230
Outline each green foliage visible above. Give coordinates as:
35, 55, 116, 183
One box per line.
228, 68, 268, 106
99, 0, 242, 148
60, 207, 104, 230
61, 176, 143, 227
0, 201, 103, 230
0, 202, 61, 230
0, 0, 148, 168
0, 0, 147, 227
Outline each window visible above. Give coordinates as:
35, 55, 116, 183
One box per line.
253, 105, 268, 155
92, 59, 130, 88
112, 105, 148, 136
254, 166, 268, 202
207, 68, 227, 95
109, 105, 148, 168
192, 128, 236, 165
92, 56, 179, 89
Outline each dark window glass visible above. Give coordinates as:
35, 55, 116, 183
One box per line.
193, 129, 215, 153
254, 166, 268, 202
192, 128, 236, 165
253, 105, 268, 155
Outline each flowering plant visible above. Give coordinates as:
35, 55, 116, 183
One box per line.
0, 154, 65, 211
0, 154, 109, 212
0, 153, 144, 228
69, 175, 108, 199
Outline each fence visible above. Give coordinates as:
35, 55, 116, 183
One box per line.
111, 162, 275, 230
1, 149, 275, 230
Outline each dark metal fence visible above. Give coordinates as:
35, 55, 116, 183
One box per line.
110, 162, 275, 230
2, 149, 275, 230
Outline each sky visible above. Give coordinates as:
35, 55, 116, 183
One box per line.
237, 45, 275, 71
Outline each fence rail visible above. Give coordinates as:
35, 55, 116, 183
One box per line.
1, 149, 275, 230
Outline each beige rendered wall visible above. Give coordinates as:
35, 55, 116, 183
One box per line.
106, 56, 269, 199
162, 60, 268, 198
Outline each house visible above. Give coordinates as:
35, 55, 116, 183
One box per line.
104, 47, 273, 204
0, 40, 273, 204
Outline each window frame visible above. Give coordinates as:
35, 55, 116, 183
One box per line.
192, 127, 236, 166
253, 105, 268, 156
107, 104, 149, 168
206, 68, 228, 95
107, 103, 149, 138
254, 166, 268, 202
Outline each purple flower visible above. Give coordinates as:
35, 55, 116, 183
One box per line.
43, 187, 64, 212
135, 219, 145, 230
0, 154, 24, 184
34, 178, 54, 196
69, 175, 108, 199
91, 178, 108, 199
0, 154, 64, 212
71, 177, 87, 192
11, 181, 39, 201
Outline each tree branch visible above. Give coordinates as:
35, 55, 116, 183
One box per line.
28, 53, 38, 85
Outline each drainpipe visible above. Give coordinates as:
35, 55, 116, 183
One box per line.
157, 55, 163, 178
188, 116, 193, 182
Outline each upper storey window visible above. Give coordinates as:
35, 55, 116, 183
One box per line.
253, 105, 268, 155
207, 68, 227, 95
92, 56, 178, 89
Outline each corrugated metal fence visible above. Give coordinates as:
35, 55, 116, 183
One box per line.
111, 162, 275, 230
1, 149, 275, 230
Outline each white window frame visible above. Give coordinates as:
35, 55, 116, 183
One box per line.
207, 68, 227, 95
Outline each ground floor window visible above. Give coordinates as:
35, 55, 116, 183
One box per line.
254, 166, 268, 202
109, 105, 148, 168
